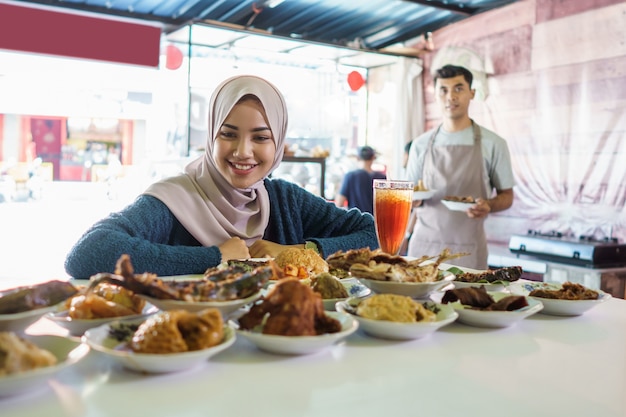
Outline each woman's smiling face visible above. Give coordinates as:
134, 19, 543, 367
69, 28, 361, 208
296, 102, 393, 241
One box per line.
213, 97, 276, 189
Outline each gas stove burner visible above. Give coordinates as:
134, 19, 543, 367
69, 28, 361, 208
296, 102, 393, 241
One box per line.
510, 232, 626, 268
527, 230, 564, 238
579, 235, 619, 244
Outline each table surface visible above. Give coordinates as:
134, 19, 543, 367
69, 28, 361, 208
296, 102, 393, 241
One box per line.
2, 280, 626, 417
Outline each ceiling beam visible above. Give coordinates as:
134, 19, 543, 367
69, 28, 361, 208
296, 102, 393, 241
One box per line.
402, 0, 475, 16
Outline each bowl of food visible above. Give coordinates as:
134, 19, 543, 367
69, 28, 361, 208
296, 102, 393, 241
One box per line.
336, 295, 458, 340
232, 311, 357, 355
441, 287, 543, 328
85, 254, 272, 318
413, 190, 437, 201
0, 304, 62, 333
83, 308, 235, 373
46, 302, 159, 336
0, 333, 89, 397
356, 273, 455, 299
46, 281, 159, 336
310, 275, 370, 310
0, 280, 79, 332
412, 180, 436, 200
348, 249, 461, 299
141, 291, 261, 316
441, 199, 476, 212
448, 265, 523, 292
231, 278, 358, 355
522, 281, 611, 316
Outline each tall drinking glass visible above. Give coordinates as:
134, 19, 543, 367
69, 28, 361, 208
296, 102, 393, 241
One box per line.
373, 179, 414, 255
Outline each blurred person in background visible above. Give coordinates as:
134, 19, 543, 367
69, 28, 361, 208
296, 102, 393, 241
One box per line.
404, 65, 514, 268
334, 146, 386, 215
65, 75, 378, 278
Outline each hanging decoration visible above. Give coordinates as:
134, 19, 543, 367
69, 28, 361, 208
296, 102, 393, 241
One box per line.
347, 70, 365, 92
165, 44, 183, 70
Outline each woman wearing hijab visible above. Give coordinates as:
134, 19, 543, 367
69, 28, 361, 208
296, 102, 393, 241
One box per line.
64, 75, 378, 278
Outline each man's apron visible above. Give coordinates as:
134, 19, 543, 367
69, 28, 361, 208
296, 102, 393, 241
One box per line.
407, 122, 489, 269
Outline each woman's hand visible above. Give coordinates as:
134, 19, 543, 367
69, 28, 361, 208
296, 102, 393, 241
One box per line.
218, 237, 251, 261
249, 240, 302, 258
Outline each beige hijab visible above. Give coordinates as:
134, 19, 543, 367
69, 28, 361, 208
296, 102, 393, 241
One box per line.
144, 75, 288, 247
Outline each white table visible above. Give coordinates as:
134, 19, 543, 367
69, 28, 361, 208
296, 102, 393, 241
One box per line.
2, 283, 626, 417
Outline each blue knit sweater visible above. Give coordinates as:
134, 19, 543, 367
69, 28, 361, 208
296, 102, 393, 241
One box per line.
64, 178, 378, 278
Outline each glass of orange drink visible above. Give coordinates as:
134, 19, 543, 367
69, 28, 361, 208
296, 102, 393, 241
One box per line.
373, 179, 413, 255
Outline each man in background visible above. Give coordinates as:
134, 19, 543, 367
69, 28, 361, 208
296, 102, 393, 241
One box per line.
335, 145, 386, 214
404, 64, 515, 268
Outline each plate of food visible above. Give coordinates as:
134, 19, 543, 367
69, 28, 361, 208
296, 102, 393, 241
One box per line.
310, 275, 371, 310
140, 291, 261, 316
345, 248, 464, 299
0, 304, 62, 333
356, 273, 455, 299
447, 265, 523, 292
441, 287, 543, 328
413, 190, 437, 201
336, 295, 458, 340
85, 254, 272, 318
233, 311, 357, 355
0, 333, 89, 397
83, 309, 235, 373
45, 281, 159, 336
412, 180, 436, 200
46, 303, 159, 336
231, 278, 358, 355
441, 198, 476, 212
0, 280, 80, 332
520, 281, 611, 316
264, 247, 329, 286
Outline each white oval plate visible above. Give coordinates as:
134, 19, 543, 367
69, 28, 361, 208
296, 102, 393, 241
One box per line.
139, 291, 262, 317
529, 291, 611, 316
413, 189, 436, 200
0, 334, 89, 397
45, 302, 159, 336
336, 298, 458, 340
0, 304, 61, 333
356, 272, 455, 299
508, 281, 611, 316
320, 278, 371, 311
450, 292, 543, 328
441, 200, 476, 212
83, 318, 236, 373
447, 265, 511, 292
232, 311, 358, 355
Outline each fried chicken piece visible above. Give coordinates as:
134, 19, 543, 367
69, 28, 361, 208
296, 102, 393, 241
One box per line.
131, 311, 189, 354
238, 279, 341, 336
176, 309, 224, 350
130, 309, 224, 354
67, 282, 146, 319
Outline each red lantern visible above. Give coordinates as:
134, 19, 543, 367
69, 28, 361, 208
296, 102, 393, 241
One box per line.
347, 70, 365, 91
165, 44, 183, 70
